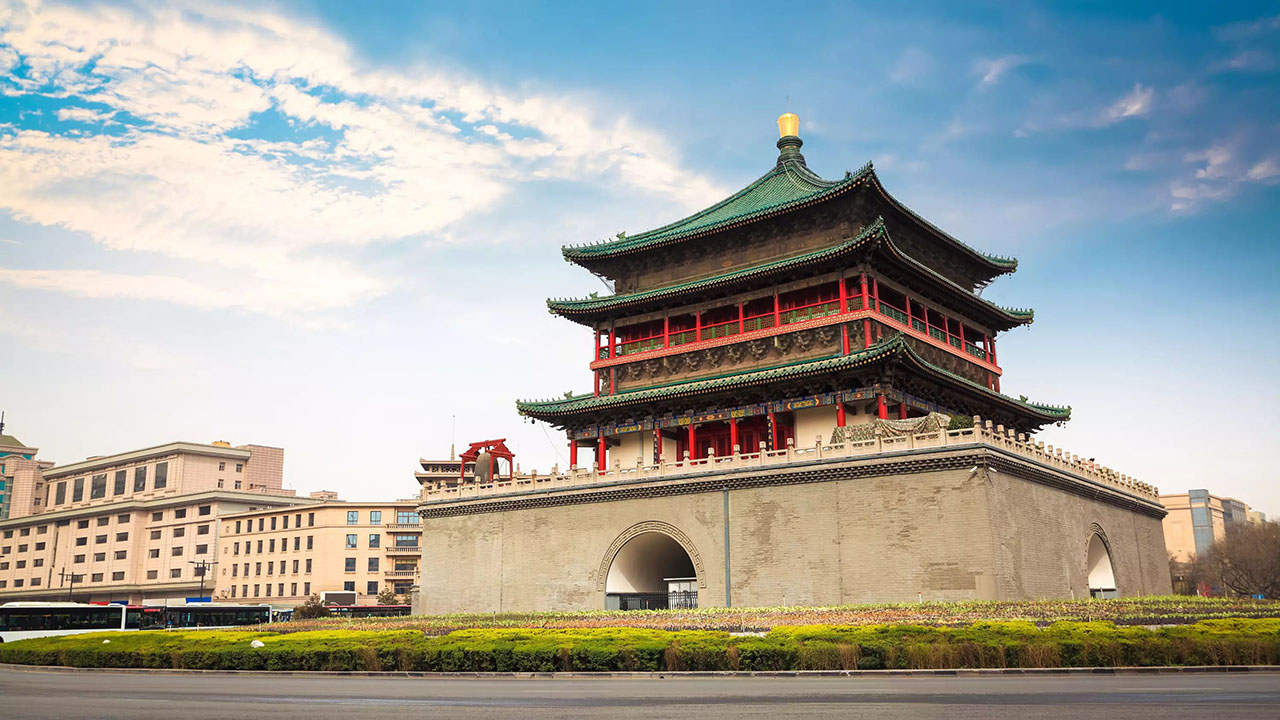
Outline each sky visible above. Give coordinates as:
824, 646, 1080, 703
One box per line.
1, 1, 1278, 513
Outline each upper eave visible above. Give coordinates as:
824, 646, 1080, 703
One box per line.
547, 218, 1033, 330
515, 334, 1067, 424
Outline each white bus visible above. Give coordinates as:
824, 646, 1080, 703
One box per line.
0, 602, 272, 642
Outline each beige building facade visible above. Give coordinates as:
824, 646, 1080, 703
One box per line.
1160, 489, 1268, 562
0, 432, 55, 521
0, 440, 317, 603
214, 501, 422, 606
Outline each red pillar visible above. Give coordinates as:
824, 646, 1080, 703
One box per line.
569, 439, 578, 469
898, 402, 907, 420
687, 424, 697, 460
663, 316, 670, 348
860, 272, 869, 310
738, 302, 745, 334
872, 277, 881, 312
654, 429, 662, 463
773, 293, 781, 328
988, 337, 998, 365
609, 368, 615, 395
597, 435, 608, 471
594, 328, 600, 360
769, 411, 779, 450
729, 418, 739, 454
841, 324, 850, 354
905, 295, 912, 325
695, 311, 702, 342
610, 323, 618, 358
839, 276, 848, 312
863, 318, 873, 348
876, 395, 889, 419
836, 400, 846, 427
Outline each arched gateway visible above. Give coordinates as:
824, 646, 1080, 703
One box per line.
1087, 526, 1119, 599
598, 522, 704, 610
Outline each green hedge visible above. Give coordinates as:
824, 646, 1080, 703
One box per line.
2, 620, 1277, 672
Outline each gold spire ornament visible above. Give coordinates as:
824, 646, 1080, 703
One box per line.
777, 112, 799, 138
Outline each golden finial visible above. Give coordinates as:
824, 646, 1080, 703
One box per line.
777, 112, 799, 138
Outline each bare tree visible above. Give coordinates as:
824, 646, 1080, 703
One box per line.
1197, 523, 1280, 599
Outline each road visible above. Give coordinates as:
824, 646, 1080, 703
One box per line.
1, 667, 1277, 719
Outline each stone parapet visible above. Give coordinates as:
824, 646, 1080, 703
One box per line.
421, 416, 1157, 505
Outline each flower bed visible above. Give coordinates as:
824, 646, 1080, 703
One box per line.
2, 619, 1277, 672
264, 596, 1280, 635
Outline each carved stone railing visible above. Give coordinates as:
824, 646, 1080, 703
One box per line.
420, 416, 1158, 503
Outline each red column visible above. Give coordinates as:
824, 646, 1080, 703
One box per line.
872, 277, 881, 312
905, 295, 912, 325
597, 435, 607, 471
773, 294, 781, 327
898, 402, 907, 420
841, 325, 850, 354
654, 429, 662, 463
695, 311, 702, 342
609, 368, 615, 394
769, 411, 779, 450
738, 302, 745, 334
836, 400, 846, 427
958, 323, 966, 348
609, 323, 617, 358
860, 272, 869, 310
839, 276, 848, 313
663, 316, 670, 348
569, 439, 577, 469
687, 424, 697, 460
989, 337, 998, 365
876, 395, 889, 419
729, 418, 739, 453
594, 328, 601, 360
863, 319, 873, 348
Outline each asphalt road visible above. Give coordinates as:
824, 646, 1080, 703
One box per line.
1, 667, 1278, 719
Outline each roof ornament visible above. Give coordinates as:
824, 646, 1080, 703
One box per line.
775, 112, 806, 168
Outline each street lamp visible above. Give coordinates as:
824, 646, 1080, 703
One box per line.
188, 559, 218, 602
57, 567, 84, 602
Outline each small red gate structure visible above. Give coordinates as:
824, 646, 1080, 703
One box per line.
457, 439, 515, 483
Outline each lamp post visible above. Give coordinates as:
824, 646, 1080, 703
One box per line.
57, 567, 83, 602
188, 560, 218, 602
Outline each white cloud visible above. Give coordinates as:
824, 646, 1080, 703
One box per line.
1185, 144, 1234, 179
1102, 83, 1153, 123
975, 55, 1028, 87
1246, 158, 1280, 182
888, 47, 933, 84
0, 1, 724, 315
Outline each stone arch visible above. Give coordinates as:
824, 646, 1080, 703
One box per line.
595, 521, 706, 592
1086, 523, 1118, 598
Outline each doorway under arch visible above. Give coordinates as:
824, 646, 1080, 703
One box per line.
1087, 532, 1118, 599
604, 531, 698, 610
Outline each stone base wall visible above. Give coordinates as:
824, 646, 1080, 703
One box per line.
415, 449, 1171, 614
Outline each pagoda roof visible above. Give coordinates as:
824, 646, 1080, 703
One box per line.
547, 218, 1034, 329
561, 159, 1017, 280
515, 334, 1068, 426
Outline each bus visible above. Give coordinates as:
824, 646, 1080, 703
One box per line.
322, 604, 411, 619
0, 602, 272, 642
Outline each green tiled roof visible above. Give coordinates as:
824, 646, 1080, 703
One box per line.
547, 217, 1034, 327
0, 434, 26, 449
515, 334, 1067, 422
562, 159, 870, 260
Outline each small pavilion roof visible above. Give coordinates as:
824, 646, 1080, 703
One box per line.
515, 334, 1068, 426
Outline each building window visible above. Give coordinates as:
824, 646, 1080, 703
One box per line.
279, 561, 285, 574
77, 519, 89, 529
117, 514, 130, 523
134, 466, 147, 492
232, 564, 238, 577
345, 557, 356, 572
304, 582, 311, 595
234, 480, 241, 489
113, 470, 126, 496
218, 462, 226, 471
149, 549, 159, 559
256, 540, 263, 553
368, 557, 379, 572
114, 550, 127, 560
174, 508, 187, 519
305, 559, 312, 573
151, 511, 163, 521
257, 518, 264, 532
16, 560, 25, 568
171, 569, 181, 578
234, 542, 240, 555
54, 482, 66, 504
370, 511, 382, 524
88, 474, 106, 499
346, 534, 357, 549
269, 539, 276, 552
394, 581, 412, 595
282, 515, 289, 530
267, 561, 273, 574
95, 534, 107, 544
394, 535, 419, 548
235, 463, 243, 473
235, 520, 242, 534
394, 560, 416, 572
265, 584, 271, 597
93, 552, 105, 562
368, 534, 380, 549
254, 584, 260, 596
291, 582, 297, 596
13, 580, 22, 588
37, 525, 47, 534
343, 581, 355, 591
154, 462, 168, 489
255, 562, 261, 576
230, 585, 236, 597
308, 513, 315, 527
150, 530, 161, 540
397, 510, 416, 524
295, 513, 302, 528
198, 505, 211, 516
111, 571, 124, 581
72, 477, 84, 502
243, 562, 249, 576
366, 581, 378, 595
196, 544, 208, 554
198, 524, 209, 535
347, 511, 359, 525
292, 559, 299, 573
147, 570, 158, 579
91, 573, 103, 582
306, 536, 313, 550
172, 547, 183, 556
97, 516, 109, 527
17, 543, 27, 552
173, 527, 185, 538
76, 537, 87, 546
73, 554, 85, 563
116, 532, 128, 542
33, 558, 44, 568
293, 537, 300, 551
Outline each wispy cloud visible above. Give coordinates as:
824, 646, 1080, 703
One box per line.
888, 47, 934, 84
1102, 83, 1154, 123
975, 55, 1028, 87
1169, 139, 1280, 211
0, 1, 723, 315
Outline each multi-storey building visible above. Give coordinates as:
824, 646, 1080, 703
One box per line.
1161, 489, 1269, 561
0, 430, 55, 520
0, 439, 318, 603
213, 500, 422, 606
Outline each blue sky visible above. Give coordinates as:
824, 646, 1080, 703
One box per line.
2, 1, 1278, 513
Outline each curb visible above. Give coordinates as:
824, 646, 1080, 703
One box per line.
3, 663, 1278, 678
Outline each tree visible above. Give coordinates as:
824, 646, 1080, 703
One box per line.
1197, 522, 1280, 599
293, 594, 331, 619
376, 587, 400, 605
